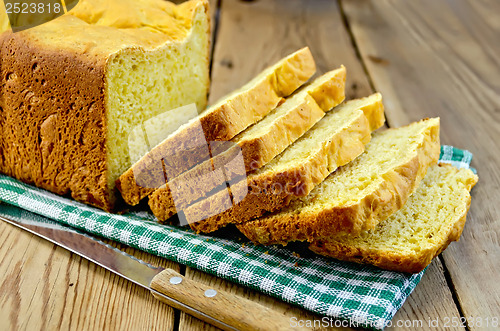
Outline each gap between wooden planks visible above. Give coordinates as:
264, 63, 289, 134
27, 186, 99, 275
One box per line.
180, 0, 463, 330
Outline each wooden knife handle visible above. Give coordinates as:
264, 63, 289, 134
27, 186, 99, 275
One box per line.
151, 268, 305, 331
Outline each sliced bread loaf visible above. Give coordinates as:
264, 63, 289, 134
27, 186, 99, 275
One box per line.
237, 118, 440, 245
149, 67, 347, 222
117, 47, 316, 206
309, 164, 478, 273
185, 93, 386, 233
0, 0, 211, 211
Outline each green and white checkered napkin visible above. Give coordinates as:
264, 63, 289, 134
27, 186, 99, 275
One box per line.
0, 146, 473, 330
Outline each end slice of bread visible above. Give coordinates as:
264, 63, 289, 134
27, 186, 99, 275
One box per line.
237, 118, 441, 245
309, 164, 478, 273
148, 67, 347, 222
186, 93, 386, 233
117, 47, 316, 206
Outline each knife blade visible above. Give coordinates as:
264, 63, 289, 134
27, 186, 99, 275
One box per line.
0, 204, 297, 331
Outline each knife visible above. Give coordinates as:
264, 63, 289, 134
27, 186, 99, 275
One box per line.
0, 205, 297, 331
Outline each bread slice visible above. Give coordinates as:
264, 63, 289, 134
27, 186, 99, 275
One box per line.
116, 47, 316, 206
0, 0, 211, 211
237, 118, 440, 245
148, 67, 347, 222
185, 93, 386, 232
309, 164, 478, 273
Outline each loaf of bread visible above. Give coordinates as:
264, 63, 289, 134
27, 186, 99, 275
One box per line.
238, 118, 440, 245
149, 67, 347, 222
117, 47, 316, 206
0, 0, 211, 211
186, 93, 386, 233
309, 164, 478, 273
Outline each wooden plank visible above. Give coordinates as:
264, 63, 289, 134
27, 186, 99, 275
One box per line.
388, 260, 464, 330
181, 0, 462, 329
207, 0, 373, 104
0, 221, 179, 330
342, 0, 500, 327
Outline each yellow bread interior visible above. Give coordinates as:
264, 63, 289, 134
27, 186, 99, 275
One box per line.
232, 66, 346, 146
237, 117, 440, 243
255, 93, 385, 175
310, 164, 478, 272
289, 118, 440, 211
106, 2, 210, 194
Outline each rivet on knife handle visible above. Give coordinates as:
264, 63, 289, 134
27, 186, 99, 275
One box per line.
151, 268, 306, 331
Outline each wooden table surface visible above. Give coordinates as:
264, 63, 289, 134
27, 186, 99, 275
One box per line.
1, 0, 499, 330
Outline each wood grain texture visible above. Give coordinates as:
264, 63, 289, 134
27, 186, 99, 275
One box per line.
388, 260, 464, 331
208, 0, 372, 104
342, 0, 500, 326
0, 221, 178, 331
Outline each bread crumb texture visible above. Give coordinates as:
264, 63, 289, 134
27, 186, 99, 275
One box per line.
237, 117, 440, 244
188, 93, 385, 233
148, 67, 346, 222
118, 47, 316, 206
309, 164, 478, 273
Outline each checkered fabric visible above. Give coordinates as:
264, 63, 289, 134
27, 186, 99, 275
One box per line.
439, 145, 476, 173
0, 146, 474, 330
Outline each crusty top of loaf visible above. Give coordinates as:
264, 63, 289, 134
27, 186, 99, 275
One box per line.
2, 0, 207, 56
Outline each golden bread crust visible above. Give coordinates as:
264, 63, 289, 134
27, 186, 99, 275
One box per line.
148, 68, 347, 221
187, 99, 385, 233
309, 164, 478, 273
0, 32, 111, 209
237, 118, 441, 245
117, 47, 316, 206
148, 94, 327, 222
